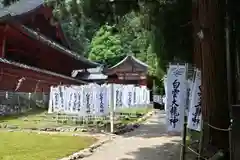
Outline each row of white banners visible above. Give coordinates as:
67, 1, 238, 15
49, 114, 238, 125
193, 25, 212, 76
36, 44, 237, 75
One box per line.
48, 83, 150, 116
164, 64, 202, 132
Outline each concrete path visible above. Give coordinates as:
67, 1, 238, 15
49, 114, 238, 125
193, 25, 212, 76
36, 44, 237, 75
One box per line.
83, 110, 181, 160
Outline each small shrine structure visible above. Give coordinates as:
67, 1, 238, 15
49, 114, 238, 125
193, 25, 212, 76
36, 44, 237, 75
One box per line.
106, 55, 148, 86
72, 66, 107, 84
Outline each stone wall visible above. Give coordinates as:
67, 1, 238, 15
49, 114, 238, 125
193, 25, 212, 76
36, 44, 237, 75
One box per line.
0, 91, 49, 116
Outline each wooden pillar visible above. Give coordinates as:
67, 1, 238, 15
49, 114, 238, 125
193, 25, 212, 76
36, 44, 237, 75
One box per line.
0, 25, 8, 58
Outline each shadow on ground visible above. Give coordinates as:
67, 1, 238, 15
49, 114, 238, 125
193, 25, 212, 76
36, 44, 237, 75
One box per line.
123, 111, 180, 139
80, 110, 184, 160
119, 140, 181, 160
117, 111, 182, 160
0, 107, 46, 121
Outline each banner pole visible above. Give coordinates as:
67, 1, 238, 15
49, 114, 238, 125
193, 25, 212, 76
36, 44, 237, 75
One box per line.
110, 83, 114, 133
198, 119, 204, 160
181, 117, 187, 160
180, 63, 188, 160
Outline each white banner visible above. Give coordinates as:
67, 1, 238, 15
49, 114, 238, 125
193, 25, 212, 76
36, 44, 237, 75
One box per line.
71, 85, 83, 115
122, 85, 129, 107
114, 84, 122, 109
52, 86, 60, 112
163, 76, 167, 111
185, 79, 193, 115
99, 85, 109, 115
166, 64, 187, 132
48, 86, 54, 113
48, 83, 151, 116
83, 85, 93, 116
187, 69, 202, 131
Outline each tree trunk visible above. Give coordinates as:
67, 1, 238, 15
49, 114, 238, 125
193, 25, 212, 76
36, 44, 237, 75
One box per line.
197, 0, 230, 152
192, 1, 202, 69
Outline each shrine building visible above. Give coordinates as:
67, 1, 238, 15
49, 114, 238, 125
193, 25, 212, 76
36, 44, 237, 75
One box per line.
0, 0, 99, 92
105, 55, 149, 86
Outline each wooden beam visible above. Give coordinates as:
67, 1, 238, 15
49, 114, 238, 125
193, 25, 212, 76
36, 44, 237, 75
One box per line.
0, 25, 9, 58
1, 36, 6, 58
0, 62, 81, 92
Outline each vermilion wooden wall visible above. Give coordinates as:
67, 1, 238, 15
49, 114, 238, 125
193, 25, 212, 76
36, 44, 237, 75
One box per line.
5, 24, 81, 76
0, 62, 80, 93
0, 7, 86, 93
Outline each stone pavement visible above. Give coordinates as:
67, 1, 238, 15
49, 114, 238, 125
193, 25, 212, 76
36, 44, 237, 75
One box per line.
82, 110, 181, 160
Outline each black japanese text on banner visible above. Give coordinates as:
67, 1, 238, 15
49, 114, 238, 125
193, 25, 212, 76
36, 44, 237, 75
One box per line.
187, 69, 202, 131
48, 84, 151, 116
166, 64, 187, 132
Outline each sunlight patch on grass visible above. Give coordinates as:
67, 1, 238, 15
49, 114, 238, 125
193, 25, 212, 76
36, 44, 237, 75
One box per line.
0, 131, 96, 160
0, 109, 58, 128
117, 107, 152, 124
116, 107, 152, 115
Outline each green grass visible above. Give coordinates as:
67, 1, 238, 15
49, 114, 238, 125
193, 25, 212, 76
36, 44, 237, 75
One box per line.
120, 117, 139, 124
0, 108, 86, 129
0, 109, 61, 129
0, 131, 96, 160
117, 107, 152, 124
116, 107, 152, 115
0, 107, 152, 129
186, 129, 201, 145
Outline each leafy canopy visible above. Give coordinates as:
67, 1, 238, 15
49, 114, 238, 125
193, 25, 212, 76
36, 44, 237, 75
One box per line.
88, 24, 125, 67
1, 0, 192, 79
43, 0, 192, 70
88, 11, 159, 76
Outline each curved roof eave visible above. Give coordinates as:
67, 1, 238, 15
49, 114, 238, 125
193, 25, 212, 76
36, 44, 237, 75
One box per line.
109, 55, 149, 70
131, 55, 149, 68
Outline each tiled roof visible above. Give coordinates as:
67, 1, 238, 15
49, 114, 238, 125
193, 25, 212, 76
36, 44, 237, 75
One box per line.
71, 66, 107, 80
0, 0, 99, 68
5, 0, 43, 16
0, 0, 43, 18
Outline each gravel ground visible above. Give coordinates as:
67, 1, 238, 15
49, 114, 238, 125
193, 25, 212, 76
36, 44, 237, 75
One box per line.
82, 110, 181, 160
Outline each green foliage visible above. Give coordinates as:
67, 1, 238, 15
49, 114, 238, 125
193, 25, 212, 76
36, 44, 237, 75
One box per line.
138, 0, 193, 69
118, 12, 159, 76
48, 0, 192, 74
88, 13, 159, 76
45, 0, 139, 24
1, 0, 192, 79
1, 0, 18, 6
88, 25, 125, 67
61, 19, 99, 56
